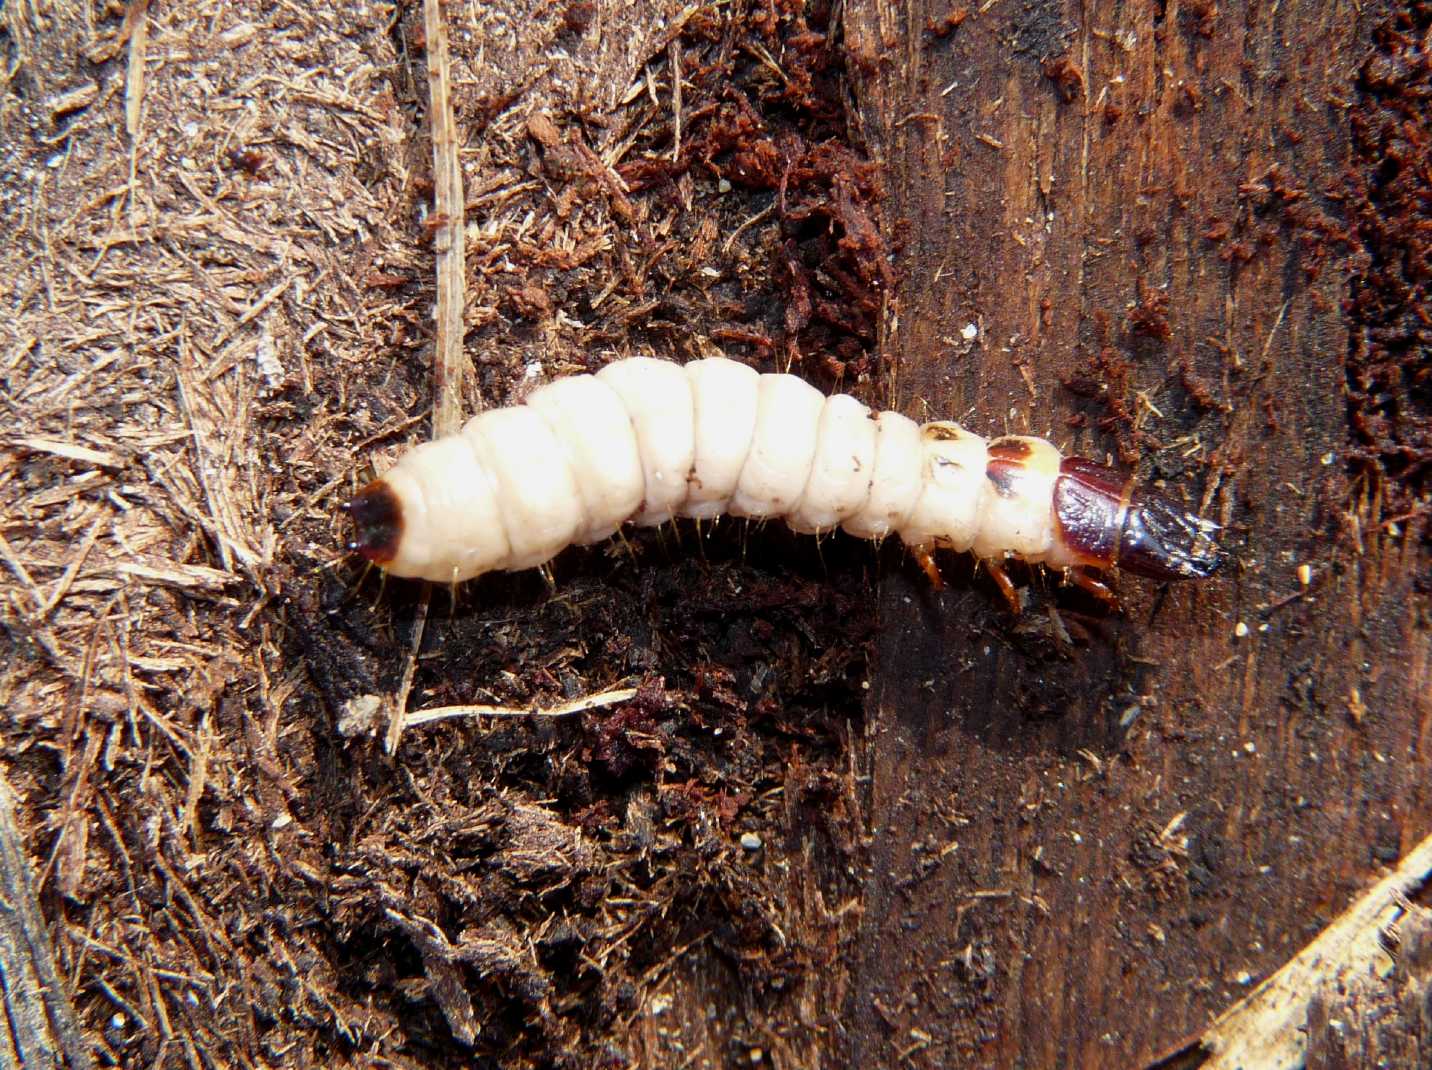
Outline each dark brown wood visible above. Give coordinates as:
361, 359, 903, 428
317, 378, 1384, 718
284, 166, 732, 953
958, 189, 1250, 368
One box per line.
842, 1, 1429, 1067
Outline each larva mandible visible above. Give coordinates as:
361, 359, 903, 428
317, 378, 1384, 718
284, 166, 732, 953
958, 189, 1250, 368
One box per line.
344, 355, 1223, 606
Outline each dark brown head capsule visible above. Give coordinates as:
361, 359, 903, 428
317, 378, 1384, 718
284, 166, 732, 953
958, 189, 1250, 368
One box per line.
1117, 484, 1225, 580
343, 480, 404, 565
1053, 458, 1224, 580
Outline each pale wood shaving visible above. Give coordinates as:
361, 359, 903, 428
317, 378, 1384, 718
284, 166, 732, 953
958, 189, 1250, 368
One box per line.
1193, 833, 1432, 1070
13, 437, 127, 469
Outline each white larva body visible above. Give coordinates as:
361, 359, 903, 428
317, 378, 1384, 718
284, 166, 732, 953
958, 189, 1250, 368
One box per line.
524, 374, 644, 543
684, 357, 760, 519
348, 355, 1224, 591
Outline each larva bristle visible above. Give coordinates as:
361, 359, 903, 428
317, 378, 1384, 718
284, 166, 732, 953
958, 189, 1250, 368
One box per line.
344, 480, 404, 565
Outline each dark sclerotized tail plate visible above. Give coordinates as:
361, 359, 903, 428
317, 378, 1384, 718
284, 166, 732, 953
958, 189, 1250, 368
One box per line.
1118, 486, 1225, 580
1052, 458, 1126, 568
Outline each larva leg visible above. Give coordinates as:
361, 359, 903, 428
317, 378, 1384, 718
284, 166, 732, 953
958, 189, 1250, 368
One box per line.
910, 545, 944, 589
985, 559, 1022, 615
1065, 567, 1119, 610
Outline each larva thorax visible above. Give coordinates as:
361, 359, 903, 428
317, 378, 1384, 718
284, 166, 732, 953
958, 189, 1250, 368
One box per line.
346, 356, 1223, 597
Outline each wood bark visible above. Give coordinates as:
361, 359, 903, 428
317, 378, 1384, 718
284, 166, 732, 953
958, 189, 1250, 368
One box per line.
1305, 905, 1432, 1070
0, 774, 93, 1070
842, 1, 1429, 1067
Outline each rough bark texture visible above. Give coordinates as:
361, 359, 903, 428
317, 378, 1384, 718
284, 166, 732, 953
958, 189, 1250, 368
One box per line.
0, 1, 1426, 1069
0, 774, 93, 1070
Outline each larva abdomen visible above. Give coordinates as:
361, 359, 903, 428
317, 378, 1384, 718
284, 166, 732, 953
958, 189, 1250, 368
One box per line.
345, 356, 1224, 593
729, 372, 825, 520
594, 357, 694, 526
787, 393, 876, 534
525, 374, 643, 544
684, 357, 759, 519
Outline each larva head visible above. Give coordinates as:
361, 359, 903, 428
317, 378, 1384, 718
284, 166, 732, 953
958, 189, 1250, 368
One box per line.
343, 479, 403, 566
1119, 485, 1225, 580
1052, 458, 1224, 580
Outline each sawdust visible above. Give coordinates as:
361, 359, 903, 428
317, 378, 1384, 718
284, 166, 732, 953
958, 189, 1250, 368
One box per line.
1, 1, 886, 1066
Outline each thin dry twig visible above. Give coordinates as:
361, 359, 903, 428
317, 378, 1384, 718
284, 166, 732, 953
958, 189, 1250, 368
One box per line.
12, 438, 126, 469
669, 39, 682, 162
0, 528, 47, 611
124, 0, 149, 231
406, 687, 640, 727
385, 0, 469, 756
124, 0, 149, 142
425, 0, 467, 439
0, 771, 96, 1070
384, 592, 429, 755
36, 512, 107, 620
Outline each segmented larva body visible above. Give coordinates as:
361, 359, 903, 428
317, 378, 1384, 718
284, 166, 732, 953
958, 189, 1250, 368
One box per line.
346, 356, 1223, 594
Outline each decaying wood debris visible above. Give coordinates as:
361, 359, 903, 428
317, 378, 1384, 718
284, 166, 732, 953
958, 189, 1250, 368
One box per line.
0, 1, 1426, 1068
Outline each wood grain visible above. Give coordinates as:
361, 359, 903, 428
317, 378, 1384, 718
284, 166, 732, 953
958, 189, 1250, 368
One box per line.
842, 0, 1429, 1065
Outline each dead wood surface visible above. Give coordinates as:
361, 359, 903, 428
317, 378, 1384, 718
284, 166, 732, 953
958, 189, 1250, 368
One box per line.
0, 1, 1427, 1069
1305, 904, 1432, 1070
844, 1, 1430, 1066
1181, 833, 1432, 1070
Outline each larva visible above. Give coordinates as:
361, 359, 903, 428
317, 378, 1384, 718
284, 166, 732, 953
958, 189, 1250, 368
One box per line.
345, 356, 1223, 606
